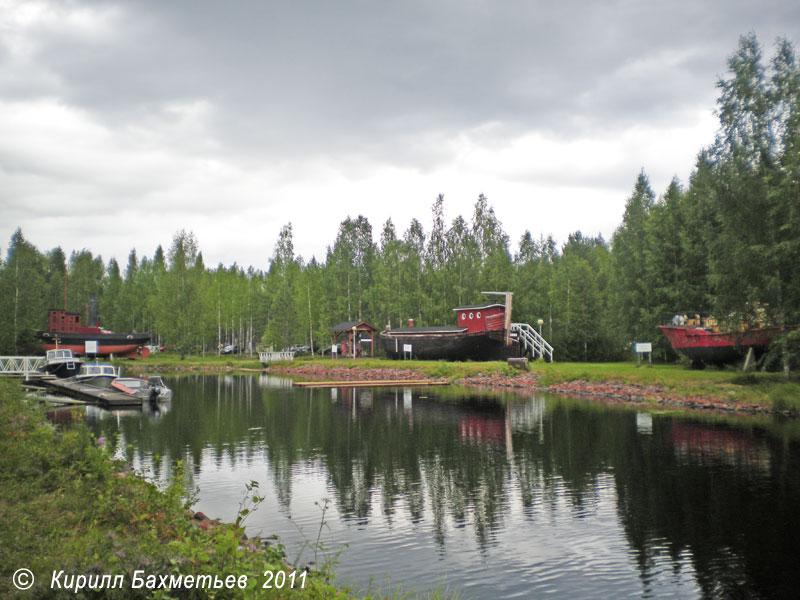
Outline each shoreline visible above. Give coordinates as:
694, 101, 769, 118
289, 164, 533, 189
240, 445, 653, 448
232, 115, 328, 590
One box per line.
121, 354, 799, 416
260, 361, 791, 417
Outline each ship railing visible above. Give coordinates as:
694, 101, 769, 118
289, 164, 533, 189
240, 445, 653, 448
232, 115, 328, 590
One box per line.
0, 356, 46, 378
510, 323, 554, 362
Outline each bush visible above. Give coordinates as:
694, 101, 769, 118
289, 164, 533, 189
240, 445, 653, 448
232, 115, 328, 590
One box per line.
768, 383, 800, 412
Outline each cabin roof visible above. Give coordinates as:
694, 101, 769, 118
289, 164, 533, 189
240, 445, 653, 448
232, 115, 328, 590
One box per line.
452, 303, 505, 311
329, 320, 379, 333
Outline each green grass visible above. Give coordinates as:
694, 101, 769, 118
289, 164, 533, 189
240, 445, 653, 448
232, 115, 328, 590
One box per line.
117, 351, 263, 372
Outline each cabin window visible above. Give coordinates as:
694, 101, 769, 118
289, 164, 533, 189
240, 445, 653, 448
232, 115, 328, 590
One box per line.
477, 312, 481, 319
469, 312, 473, 319
461, 313, 466, 320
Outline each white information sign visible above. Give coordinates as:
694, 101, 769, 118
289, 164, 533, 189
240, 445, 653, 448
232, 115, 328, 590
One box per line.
635, 342, 652, 353
85, 340, 98, 354
331, 344, 338, 354
403, 344, 412, 353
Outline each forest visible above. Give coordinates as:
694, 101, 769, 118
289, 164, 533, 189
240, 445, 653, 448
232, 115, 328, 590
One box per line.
1, 34, 798, 370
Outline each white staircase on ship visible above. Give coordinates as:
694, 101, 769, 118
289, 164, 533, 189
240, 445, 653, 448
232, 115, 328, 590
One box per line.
510, 323, 554, 362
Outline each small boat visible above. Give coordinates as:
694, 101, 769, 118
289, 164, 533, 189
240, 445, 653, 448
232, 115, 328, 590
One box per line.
659, 313, 782, 368
74, 363, 119, 388
43, 348, 84, 378
111, 375, 172, 402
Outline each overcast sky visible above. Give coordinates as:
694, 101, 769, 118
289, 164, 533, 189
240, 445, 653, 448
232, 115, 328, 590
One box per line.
1, 0, 798, 272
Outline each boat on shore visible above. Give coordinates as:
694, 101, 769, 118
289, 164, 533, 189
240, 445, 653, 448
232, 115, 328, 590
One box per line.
658, 313, 782, 368
37, 301, 150, 359
380, 295, 523, 361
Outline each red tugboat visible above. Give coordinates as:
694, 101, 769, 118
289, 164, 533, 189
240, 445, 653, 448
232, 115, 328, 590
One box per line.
658, 313, 781, 368
37, 298, 150, 359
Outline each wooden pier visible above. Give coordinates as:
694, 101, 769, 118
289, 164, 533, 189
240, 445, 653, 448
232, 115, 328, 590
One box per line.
293, 380, 450, 389
35, 377, 142, 407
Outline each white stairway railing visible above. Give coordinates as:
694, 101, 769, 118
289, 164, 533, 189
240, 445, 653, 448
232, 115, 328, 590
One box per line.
0, 356, 45, 377
510, 323, 554, 362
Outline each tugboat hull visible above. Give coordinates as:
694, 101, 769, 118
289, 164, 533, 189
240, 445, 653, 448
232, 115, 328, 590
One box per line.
380, 327, 520, 361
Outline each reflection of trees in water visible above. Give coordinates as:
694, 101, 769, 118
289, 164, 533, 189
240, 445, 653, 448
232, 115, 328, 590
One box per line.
91, 375, 800, 596
612, 417, 799, 599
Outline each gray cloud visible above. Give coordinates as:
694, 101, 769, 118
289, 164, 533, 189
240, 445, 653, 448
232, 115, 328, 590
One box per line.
17, 2, 794, 146
1, 0, 799, 267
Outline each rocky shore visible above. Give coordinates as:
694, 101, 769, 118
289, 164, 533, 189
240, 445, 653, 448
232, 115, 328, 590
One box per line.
265, 363, 780, 416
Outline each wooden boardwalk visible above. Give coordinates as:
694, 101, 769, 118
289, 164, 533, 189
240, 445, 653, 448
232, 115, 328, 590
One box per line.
293, 380, 449, 389
36, 378, 142, 407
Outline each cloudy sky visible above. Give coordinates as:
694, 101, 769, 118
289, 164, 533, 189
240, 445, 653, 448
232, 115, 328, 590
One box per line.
1, 0, 798, 271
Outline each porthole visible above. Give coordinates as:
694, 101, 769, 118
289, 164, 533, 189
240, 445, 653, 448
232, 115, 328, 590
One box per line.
469, 312, 474, 319
477, 311, 481, 319
461, 313, 466, 320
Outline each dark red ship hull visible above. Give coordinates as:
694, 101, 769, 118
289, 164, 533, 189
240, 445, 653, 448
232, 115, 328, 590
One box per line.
37, 309, 150, 359
380, 327, 519, 361
658, 325, 780, 365
38, 331, 151, 359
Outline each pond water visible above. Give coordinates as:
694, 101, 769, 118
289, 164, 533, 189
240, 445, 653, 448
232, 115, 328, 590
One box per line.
77, 374, 800, 599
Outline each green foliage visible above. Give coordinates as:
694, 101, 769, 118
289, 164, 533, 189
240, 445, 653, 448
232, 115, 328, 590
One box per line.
0, 229, 47, 352
768, 383, 800, 412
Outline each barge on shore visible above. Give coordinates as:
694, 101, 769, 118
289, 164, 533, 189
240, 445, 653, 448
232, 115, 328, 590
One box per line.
659, 313, 783, 368
380, 292, 553, 361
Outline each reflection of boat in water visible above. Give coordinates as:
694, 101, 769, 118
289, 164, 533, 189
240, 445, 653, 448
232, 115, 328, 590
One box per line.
659, 313, 783, 367
44, 348, 84, 378
37, 297, 150, 359
665, 423, 770, 470
459, 416, 506, 445
111, 376, 172, 402
73, 363, 118, 388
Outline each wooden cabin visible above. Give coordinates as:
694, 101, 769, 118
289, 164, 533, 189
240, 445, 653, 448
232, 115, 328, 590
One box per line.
329, 321, 379, 358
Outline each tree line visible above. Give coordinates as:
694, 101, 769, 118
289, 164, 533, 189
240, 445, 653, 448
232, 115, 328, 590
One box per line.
1, 34, 798, 370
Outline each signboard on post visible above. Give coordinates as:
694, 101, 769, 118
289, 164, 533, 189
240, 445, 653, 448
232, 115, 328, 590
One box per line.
634, 342, 652, 367
85, 340, 98, 355
403, 344, 412, 360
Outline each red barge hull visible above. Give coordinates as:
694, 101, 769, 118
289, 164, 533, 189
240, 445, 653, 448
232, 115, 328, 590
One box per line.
658, 325, 780, 365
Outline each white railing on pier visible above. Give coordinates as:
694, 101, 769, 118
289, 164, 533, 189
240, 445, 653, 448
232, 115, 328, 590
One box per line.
0, 356, 45, 377
259, 351, 296, 364
510, 323, 554, 362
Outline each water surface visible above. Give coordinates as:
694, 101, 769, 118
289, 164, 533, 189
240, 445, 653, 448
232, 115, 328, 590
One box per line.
79, 374, 800, 599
